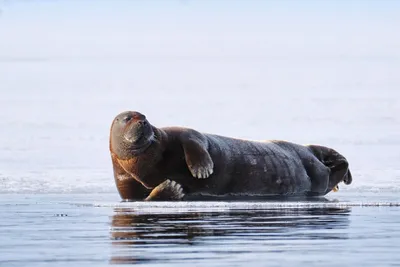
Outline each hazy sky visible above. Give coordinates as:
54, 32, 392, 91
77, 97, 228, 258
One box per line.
1, 0, 399, 59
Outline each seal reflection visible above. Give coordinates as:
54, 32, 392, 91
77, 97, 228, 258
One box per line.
109, 206, 351, 264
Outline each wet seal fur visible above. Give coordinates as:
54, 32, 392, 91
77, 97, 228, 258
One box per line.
109, 111, 352, 201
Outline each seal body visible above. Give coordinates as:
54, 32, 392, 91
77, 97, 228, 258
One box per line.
110, 111, 352, 201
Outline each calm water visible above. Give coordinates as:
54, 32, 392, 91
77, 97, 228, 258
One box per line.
1, 1, 400, 266
1, 194, 400, 267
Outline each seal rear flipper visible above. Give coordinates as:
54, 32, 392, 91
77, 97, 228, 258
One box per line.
181, 133, 214, 179
145, 179, 185, 201
343, 169, 352, 185
307, 145, 352, 193
325, 157, 352, 192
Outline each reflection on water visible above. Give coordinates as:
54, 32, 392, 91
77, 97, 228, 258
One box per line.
109, 207, 350, 265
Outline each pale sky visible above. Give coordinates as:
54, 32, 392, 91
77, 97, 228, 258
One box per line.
0, 0, 399, 59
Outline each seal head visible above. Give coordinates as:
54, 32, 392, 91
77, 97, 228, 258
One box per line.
110, 111, 155, 159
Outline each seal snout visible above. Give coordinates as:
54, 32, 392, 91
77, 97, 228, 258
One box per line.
123, 119, 149, 143
137, 120, 148, 127
111, 111, 147, 142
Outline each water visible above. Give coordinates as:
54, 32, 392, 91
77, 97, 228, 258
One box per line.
1, 0, 400, 266
1, 194, 400, 267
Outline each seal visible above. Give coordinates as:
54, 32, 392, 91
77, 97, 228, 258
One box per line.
109, 111, 352, 201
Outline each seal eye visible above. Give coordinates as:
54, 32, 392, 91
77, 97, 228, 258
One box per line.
123, 116, 132, 123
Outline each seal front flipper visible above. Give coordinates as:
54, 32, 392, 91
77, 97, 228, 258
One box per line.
145, 179, 185, 201
181, 134, 214, 179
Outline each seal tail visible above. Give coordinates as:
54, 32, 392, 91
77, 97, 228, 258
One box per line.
307, 145, 352, 193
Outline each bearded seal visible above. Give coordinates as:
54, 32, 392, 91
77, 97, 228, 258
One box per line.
109, 111, 352, 201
